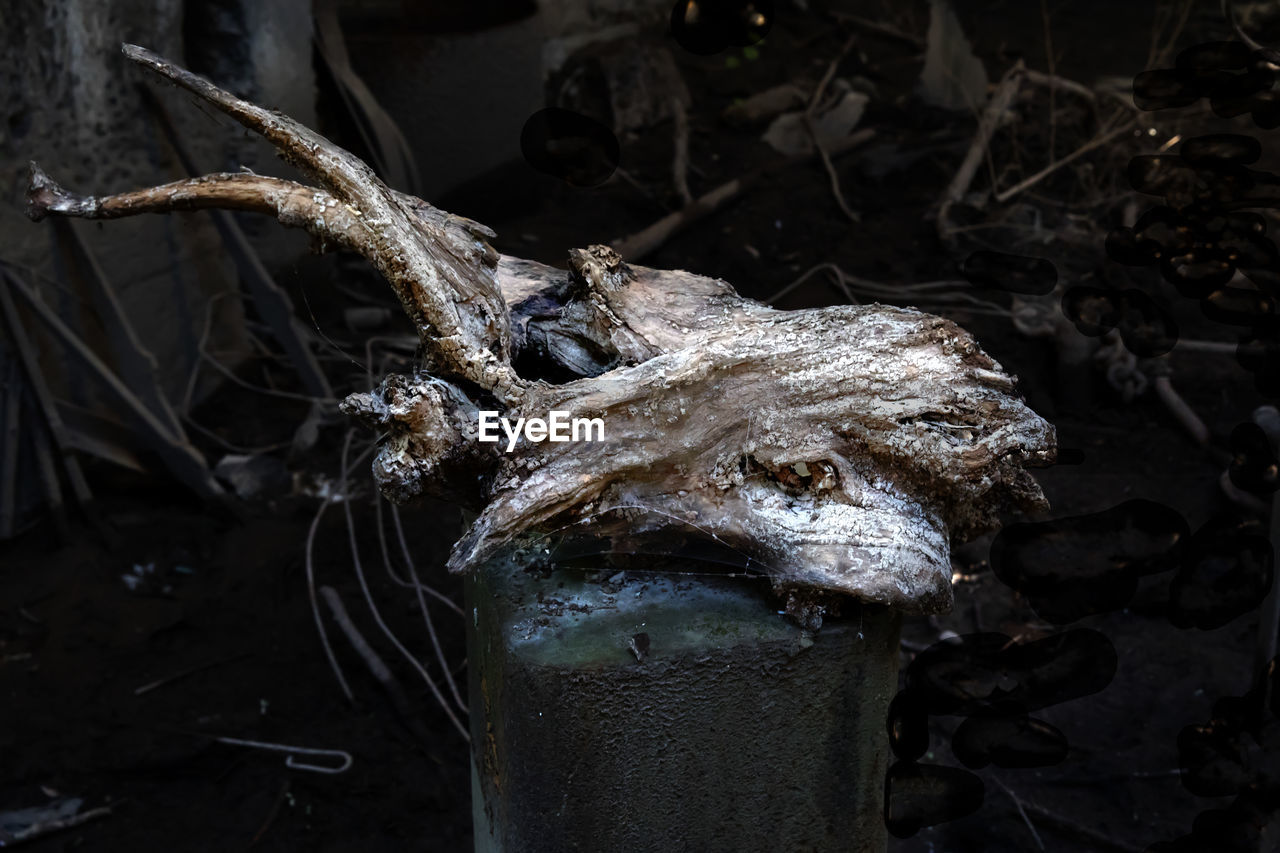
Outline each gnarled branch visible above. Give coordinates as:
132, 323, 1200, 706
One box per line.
25, 46, 1057, 617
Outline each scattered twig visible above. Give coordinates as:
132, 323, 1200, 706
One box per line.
314, 0, 421, 195
767, 262, 851, 305
20, 392, 67, 540
993, 120, 1136, 204
1046, 767, 1182, 785
1148, 0, 1194, 71
1174, 338, 1238, 355
141, 88, 334, 402
805, 35, 861, 224
994, 777, 1046, 851
389, 502, 467, 714
55, 397, 147, 473
373, 494, 465, 617
249, 780, 290, 847
938, 62, 1026, 240
196, 345, 336, 405
829, 11, 924, 51
1154, 375, 1210, 446
1016, 797, 1143, 853
180, 296, 298, 455
2, 802, 118, 846
0, 271, 95, 523
183, 292, 224, 414
180, 413, 293, 457
305, 482, 355, 705
1022, 68, 1097, 105
767, 262, 1007, 316
1040, 0, 1057, 163
134, 653, 249, 696
51, 219, 187, 440
320, 584, 419, 720
671, 97, 693, 207
612, 128, 875, 260
2, 267, 225, 503
339, 431, 470, 742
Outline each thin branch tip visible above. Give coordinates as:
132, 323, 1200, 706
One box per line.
121, 43, 163, 67
25, 161, 74, 222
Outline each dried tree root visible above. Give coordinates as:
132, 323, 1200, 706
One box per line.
26, 46, 1057, 616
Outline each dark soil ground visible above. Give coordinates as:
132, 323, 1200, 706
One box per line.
3, 1, 1278, 850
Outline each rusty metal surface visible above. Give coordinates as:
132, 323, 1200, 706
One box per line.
467, 556, 901, 852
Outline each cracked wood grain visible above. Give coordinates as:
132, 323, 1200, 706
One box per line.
25, 45, 1057, 617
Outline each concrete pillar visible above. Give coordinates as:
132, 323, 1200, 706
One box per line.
467, 555, 901, 852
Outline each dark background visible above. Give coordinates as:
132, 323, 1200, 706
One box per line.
1, 0, 1278, 850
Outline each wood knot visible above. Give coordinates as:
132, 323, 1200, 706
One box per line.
569, 245, 627, 293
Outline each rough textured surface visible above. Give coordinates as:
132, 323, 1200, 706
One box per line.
467, 556, 900, 853
27, 48, 1056, 615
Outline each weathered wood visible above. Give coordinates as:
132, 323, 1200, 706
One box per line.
26, 46, 1056, 616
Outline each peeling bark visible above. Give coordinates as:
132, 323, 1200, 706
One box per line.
25, 45, 1057, 615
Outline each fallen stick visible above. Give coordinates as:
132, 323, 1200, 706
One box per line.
938, 62, 1026, 240
314, 0, 420, 195
55, 399, 148, 473
0, 270, 94, 530
829, 11, 924, 51
374, 494, 465, 616
387, 500, 467, 712
23, 388, 69, 541
339, 432, 470, 741
1154, 375, 1210, 446
319, 584, 413, 712
613, 128, 875, 260
51, 219, 187, 440
305, 493, 354, 704
3, 803, 117, 847
1017, 799, 1142, 853
2, 268, 226, 503
133, 653, 249, 696
992, 120, 1135, 204
249, 780, 290, 847
993, 777, 1045, 851
1174, 338, 1238, 355
1022, 68, 1097, 104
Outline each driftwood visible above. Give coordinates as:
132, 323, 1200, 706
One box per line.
25, 45, 1057, 616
